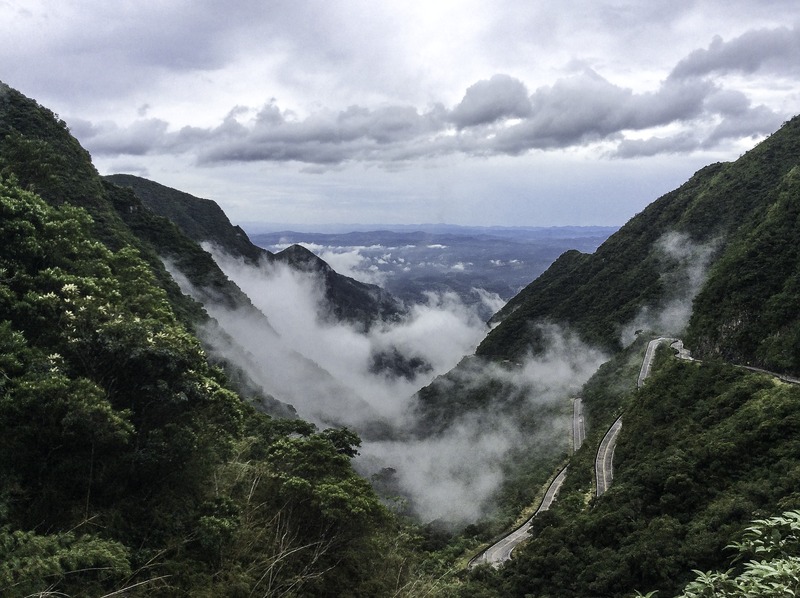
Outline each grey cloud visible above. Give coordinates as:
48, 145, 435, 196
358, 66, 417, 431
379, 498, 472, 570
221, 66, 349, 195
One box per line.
70, 117, 170, 156
611, 89, 785, 158
491, 71, 710, 153
450, 74, 532, 128
670, 25, 800, 79
703, 105, 785, 147
703, 89, 752, 116
192, 102, 449, 165
613, 133, 702, 159
72, 51, 792, 166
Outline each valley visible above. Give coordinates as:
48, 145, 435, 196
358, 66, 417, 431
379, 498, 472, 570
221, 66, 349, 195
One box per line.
2, 80, 800, 597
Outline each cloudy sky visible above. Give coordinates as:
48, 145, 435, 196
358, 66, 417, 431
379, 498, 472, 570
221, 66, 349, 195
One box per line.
2, 1, 798, 227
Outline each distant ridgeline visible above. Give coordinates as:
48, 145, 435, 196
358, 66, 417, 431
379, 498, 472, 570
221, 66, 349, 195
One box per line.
105, 173, 405, 330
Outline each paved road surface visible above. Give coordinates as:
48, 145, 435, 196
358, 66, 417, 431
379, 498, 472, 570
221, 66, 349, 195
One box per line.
595, 416, 622, 496
470, 392, 590, 567
573, 397, 585, 452
637, 337, 676, 388
469, 466, 569, 567
598, 337, 688, 496
597, 338, 669, 496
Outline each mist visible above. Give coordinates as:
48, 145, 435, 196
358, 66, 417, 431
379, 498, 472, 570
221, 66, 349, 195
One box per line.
203, 246, 495, 423
620, 231, 718, 346
170, 247, 606, 523
360, 328, 606, 523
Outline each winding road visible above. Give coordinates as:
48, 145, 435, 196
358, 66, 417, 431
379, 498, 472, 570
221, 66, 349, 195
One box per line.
595, 416, 622, 497
471, 336, 800, 568
573, 397, 586, 452
469, 397, 585, 567
597, 337, 692, 496
471, 338, 719, 566
637, 337, 677, 388
469, 466, 569, 567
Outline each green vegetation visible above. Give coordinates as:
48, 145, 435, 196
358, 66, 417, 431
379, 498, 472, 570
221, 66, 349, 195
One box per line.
0, 82, 429, 596
667, 510, 800, 597
479, 117, 800, 366
106, 173, 406, 331
687, 163, 800, 375
105, 174, 266, 263
0, 177, 415, 596
4, 79, 800, 597
456, 349, 800, 597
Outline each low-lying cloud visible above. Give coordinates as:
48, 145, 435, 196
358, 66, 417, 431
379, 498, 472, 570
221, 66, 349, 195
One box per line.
170, 247, 606, 523
196, 246, 490, 425
359, 327, 606, 523
620, 231, 718, 345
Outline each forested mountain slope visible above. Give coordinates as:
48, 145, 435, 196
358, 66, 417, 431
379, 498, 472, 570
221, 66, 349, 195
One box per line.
0, 81, 418, 596
106, 173, 266, 262
467, 351, 800, 597
478, 116, 800, 377
4, 78, 800, 598
451, 116, 800, 597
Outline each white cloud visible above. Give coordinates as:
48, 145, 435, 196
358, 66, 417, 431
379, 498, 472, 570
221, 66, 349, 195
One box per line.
620, 231, 718, 345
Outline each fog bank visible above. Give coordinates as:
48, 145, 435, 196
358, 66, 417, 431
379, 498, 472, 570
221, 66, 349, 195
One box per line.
170, 248, 605, 522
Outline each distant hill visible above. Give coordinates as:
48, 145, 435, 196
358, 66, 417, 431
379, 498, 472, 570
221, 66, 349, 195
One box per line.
251, 228, 614, 318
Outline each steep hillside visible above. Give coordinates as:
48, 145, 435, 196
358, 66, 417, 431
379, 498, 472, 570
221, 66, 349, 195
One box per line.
0, 82, 301, 414
468, 352, 800, 598
478, 116, 800, 374
106, 173, 406, 330
687, 162, 800, 374
271, 243, 404, 328
449, 116, 800, 598
105, 173, 265, 262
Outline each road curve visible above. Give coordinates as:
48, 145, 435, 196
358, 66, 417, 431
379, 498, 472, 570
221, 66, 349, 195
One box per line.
470, 393, 588, 567
596, 337, 687, 496
573, 397, 585, 453
595, 416, 622, 496
594, 337, 797, 499
469, 466, 569, 568
637, 337, 676, 388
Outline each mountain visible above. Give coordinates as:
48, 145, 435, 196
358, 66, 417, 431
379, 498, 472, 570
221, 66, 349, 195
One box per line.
250, 228, 615, 319
106, 173, 265, 262
0, 81, 418, 596
105, 173, 405, 330
478, 116, 800, 378
270, 243, 405, 329
394, 116, 800, 596
438, 118, 800, 596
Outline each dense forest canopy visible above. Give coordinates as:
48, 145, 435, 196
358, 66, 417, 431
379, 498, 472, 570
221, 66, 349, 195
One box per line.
0, 83, 421, 596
